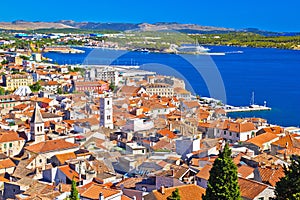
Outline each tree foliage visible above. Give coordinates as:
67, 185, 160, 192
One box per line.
203, 143, 241, 200
29, 81, 41, 92
0, 87, 5, 95
275, 155, 300, 200
167, 188, 180, 200
109, 82, 116, 92
69, 178, 79, 200
57, 87, 63, 94
193, 32, 300, 50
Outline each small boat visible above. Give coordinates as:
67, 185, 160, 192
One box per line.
133, 48, 150, 53
177, 39, 210, 54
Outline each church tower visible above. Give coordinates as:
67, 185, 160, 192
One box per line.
30, 103, 45, 143
100, 94, 113, 129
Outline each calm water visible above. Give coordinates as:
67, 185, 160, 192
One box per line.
44, 46, 300, 127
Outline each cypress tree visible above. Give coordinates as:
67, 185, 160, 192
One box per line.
69, 178, 79, 200
203, 143, 241, 200
275, 155, 300, 200
167, 188, 181, 200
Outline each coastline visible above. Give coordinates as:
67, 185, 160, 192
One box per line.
68, 43, 299, 56
43, 45, 300, 127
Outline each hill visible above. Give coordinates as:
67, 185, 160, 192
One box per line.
0, 20, 74, 30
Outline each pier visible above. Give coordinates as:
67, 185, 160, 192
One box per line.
224, 105, 271, 113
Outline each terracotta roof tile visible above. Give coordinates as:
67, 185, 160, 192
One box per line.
196, 164, 212, 180
54, 152, 77, 165
145, 184, 205, 200
272, 134, 300, 148
238, 165, 254, 178
115, 177, 143, 189
0, 130, 25, 143
0, 158, 16, 169
246, 132, 279, 148
25, 139, 79, 154
157, 129, 177, 139
228, 121, 256, 133
58, 165, 80, 182
238, 177, 268, 199
258, 166, 285, 186
80, 184, 121, 200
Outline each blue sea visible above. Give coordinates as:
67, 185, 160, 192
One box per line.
44, 46, 300, 127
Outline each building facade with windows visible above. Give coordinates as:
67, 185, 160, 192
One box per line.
144, 83, 174, 97
2, 74, 33, 91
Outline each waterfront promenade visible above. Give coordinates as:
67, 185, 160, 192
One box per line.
224, 105, 271, 113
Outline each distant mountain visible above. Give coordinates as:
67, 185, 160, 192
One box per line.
56, 20, 139, 31
0, 20, 73, 30
240, 28, 300, 36
0, 20, 298, 35
56, 20, 234, 33
136, 22, 234, 32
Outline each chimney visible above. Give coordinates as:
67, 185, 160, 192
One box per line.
271, 163, 275, 170
99, 192, 104, 200
160, 186, 165, 194
59, 184, 62, 193
284, 149, 287, 161
169, 122, 173, 131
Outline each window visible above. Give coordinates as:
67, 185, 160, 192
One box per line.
107, 100, 110, 105
4, 144, 7, 149
229, 132, 232, 136
107, 115, 111, 120
236, 133, 239, 138
224, 131, 226, 135
9, 143, 12, 148
39, 159, 43, 163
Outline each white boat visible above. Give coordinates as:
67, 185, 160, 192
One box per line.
177, 39, 210, 54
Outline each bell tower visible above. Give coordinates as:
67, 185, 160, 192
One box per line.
30, 103, 45, 143
100, 94, 113, 129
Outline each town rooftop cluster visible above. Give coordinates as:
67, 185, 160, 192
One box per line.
0, 49, 298, 200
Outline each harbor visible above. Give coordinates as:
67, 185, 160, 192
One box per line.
224, 92, 271, 113
43, 46, 85, 54
224, 104, 271, 113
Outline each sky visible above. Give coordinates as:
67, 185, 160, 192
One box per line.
1, 0, 299, 32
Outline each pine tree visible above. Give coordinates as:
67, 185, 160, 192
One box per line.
167, 188, 180, 200
203, 143, 241, 200
275, 155, 300, 200
69, 178, 79, 200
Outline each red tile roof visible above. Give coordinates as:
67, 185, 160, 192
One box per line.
196, 164, 212, 180
258, 166, 285, 187
238, 178, 268, 199
80, 184, 121, 200
246, 132, 279, 148
238, 165, 254, 178
58, 165, 80, 182
0, 158, 16, 169
228, 122, 256, 133
25, 139, 79, 154
0, 130, 25, 143
54, 152, 77, 165
157, 128, 177, 139
145, 184, 205, 200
